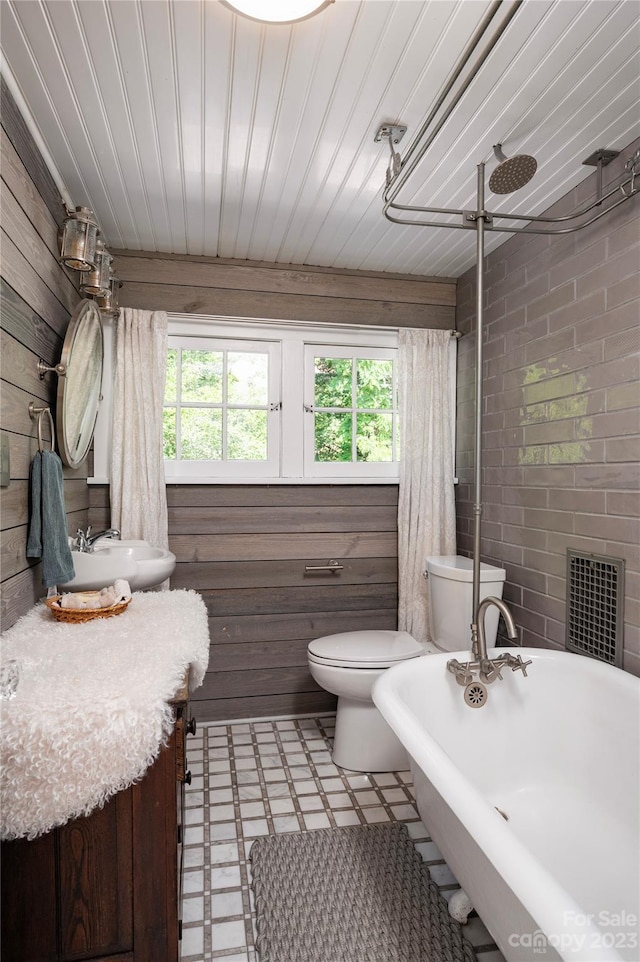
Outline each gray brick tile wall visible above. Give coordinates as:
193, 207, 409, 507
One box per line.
455, 137, 640, 674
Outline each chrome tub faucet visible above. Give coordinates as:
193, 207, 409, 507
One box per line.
447, 596, 532, 703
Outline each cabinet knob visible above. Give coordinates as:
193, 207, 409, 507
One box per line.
186, 717, 197, 736
184, 771, 192, 785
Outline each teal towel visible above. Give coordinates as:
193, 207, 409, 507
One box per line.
26, 451, 75, 588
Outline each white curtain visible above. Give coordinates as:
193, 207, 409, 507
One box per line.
110, 308, 169, 552
397, 328, 457, 646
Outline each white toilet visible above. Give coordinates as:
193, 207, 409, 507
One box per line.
425, 554, 506, 653
307, 630, 423, 772
307, 555, 506, 773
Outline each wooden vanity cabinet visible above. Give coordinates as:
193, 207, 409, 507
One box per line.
1, 692, 192, 962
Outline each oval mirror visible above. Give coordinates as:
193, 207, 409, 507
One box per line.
57, 299, 104, 468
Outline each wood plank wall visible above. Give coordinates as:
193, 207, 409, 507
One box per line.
89, 483, 399, 721
0, 78, 89, 630
112, 249, 456, 330
93, 253, 455, 721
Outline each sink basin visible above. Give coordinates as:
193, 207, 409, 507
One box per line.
59, 540, 176, 592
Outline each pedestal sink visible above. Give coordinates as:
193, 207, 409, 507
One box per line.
58, 540, 176, 592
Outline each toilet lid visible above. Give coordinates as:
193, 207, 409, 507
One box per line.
308, 630, 423, 668
425, 555, 506, 583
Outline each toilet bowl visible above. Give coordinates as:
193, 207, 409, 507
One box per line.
308, 555, 507, 773
307, 630, 423, 772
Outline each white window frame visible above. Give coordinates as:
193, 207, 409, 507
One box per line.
303, 343, 399, 479
163, 335, 281, 480
90, 313, 457, 485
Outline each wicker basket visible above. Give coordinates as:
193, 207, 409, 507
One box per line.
45, 593, 131, 623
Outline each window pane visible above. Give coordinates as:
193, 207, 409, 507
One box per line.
228, 409, 267, 460
356, 358, 393, 409
356, 413, 393, 461
165, 349, 177, 403
181, 408, 222, 459
314, 357, 352, 408
182, 351, 223, 402
314, 412, 352, 462
163, 408, 176, 459
227, 352, 268, 404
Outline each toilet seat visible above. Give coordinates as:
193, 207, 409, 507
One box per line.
307, 630, 423, 670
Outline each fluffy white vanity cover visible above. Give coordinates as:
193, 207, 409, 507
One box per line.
1, 589, 209, 840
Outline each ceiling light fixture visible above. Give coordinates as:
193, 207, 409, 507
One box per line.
221, 0, 334, 25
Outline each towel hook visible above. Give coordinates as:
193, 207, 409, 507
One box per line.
28, 402, 56, 453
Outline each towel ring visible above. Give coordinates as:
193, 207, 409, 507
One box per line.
28, 402, 56, 452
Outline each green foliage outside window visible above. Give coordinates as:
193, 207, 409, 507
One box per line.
181, 350, 223, 402
163, 348, 269, 462
227, 409, 268, 460
313, 356, 395, 462
163, 345, 397, 469
181, 408, 222, 460
165, 349, 178, 402
163, 408, 177, 459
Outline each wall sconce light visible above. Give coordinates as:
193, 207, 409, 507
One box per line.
59, 206, 99, 271
80, 239, 113, 296
221, 1, 334, 24
95, 276, 122, 318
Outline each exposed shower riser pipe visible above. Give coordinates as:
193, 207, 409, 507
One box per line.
471, 163, 486, 656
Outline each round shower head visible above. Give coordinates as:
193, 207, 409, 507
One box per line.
489, 145, 537, 194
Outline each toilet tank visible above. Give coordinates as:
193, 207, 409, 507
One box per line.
425, 555, 506, 652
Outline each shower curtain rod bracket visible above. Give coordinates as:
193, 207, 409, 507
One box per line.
464, 210, 493, 225
374, 124, 407, 145
582, 148, 619, 168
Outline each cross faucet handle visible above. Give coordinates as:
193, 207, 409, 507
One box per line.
511, 654, 533, 677
446, 659, 473, 687
480, 660, 504, 684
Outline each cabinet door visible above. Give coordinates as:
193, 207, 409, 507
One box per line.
58, 791, 133, 960
1, 728, 180, 962
1, 831, 58, 962
132, 728, 179, 962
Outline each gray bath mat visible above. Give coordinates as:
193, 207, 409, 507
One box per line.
250, 823, 478, 962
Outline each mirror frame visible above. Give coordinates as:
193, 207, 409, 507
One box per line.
57, 299, 104, 469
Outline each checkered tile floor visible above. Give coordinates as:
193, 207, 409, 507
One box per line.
180, 716, 505, 962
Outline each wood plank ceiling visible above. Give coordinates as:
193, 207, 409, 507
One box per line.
1, 0, 638, 278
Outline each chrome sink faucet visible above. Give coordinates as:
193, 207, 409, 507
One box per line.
73, 526, 120, 553
447, 596, 532, 696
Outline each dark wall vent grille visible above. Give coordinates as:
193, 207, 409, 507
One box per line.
566, 550, 624, 667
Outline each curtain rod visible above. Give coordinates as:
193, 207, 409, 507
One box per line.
168, 312, 463, 337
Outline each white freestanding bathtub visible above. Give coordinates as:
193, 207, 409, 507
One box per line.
373, 648, 640, 962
